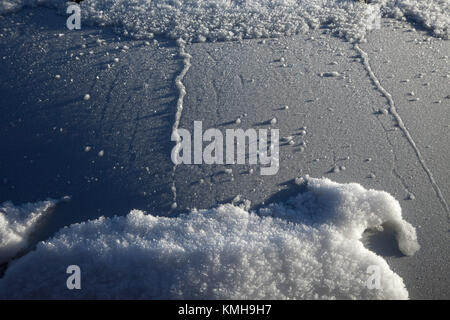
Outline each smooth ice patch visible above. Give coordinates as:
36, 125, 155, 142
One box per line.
0, 200, 56, 264
0, 178, 419, 299
0, 1, 448, 41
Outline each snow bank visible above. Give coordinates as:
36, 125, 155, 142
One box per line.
0, 200, 56, 264
383, 0, 450, 39
0, 0, 448, 41
0, 178, 419, 299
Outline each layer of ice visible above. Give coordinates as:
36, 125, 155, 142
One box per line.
0, 0, 448, 41
0, 178, 419, 299
0, 200, 56, 264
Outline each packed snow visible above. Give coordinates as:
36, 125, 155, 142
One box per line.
0, 200, 56, 264
0, 0, 448, 41
0, 178, 419, 299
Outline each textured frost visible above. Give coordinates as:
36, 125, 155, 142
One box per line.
0, 0, 448, 41
0, 178, 419, 299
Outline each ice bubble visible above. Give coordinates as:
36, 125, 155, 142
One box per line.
320, 71, 340, 78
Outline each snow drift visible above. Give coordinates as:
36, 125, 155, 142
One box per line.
0, 200, 56, 264
0, 0, 448, 41
0, 178, 419, 299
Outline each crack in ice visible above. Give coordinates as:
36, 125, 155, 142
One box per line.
355, 44, 450, 218
170, 39, 192, 210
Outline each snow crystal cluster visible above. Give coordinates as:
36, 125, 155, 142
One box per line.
0, 178, 419, 299
0, 0, 448, 41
